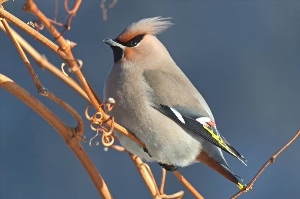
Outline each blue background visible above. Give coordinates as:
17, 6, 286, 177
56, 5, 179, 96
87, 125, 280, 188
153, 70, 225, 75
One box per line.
1, 1, 300, 198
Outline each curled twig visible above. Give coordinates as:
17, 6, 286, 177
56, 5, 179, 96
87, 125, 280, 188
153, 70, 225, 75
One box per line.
85, 101, 116, 148
61, 63, 69, 76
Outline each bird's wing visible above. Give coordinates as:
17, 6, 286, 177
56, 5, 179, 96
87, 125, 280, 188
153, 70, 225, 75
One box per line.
143, 70, 247, 165
143, 69, 214, 119
154, 104, 247, 165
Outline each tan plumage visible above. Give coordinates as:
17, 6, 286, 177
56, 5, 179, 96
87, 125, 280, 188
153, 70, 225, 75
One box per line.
103, 17, 246, 189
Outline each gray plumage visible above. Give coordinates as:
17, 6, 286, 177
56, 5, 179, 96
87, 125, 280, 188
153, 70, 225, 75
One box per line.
103, 17, 246, 188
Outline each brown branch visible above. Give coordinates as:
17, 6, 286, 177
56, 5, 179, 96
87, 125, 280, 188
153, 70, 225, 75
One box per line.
23, 0, 101, 116
160, 169, 184, 199
130, 154, 161, 198
159, 168, 167, 195
0, 3, 143, 153
0, 73, 113, 199
0, 6, 68, 59
1, 7, 112, 196
63, 0, 82, 29
64, 0, 81, 16
1, 17, 84, 136
230, 130, 300, 199
173, 170, 204, 199
0, 74, 71, 139
54, 0, 58, 21
0, 21, 89, 101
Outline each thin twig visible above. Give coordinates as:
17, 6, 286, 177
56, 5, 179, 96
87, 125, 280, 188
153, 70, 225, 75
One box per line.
1, 17, 84, 136
63, 0, 82, 29
0, 6, 68, 59
130, 154, 161, 199
54, 0, 58, 21
23, 0, 101, 117
160, 168, 167, 195
230, 130, 300, 199
173, 170, 204, 199
0, 15, 89, 101
0, 5, 144, 151
2, 1, 135, 146
159, 169, 184, 199
1, 5, 113, 197
0, 74, 113, 199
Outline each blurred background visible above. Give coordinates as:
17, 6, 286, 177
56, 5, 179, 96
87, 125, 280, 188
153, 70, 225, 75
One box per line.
1, 1, 300, 198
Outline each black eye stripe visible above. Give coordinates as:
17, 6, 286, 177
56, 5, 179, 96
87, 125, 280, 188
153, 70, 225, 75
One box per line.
116, 34, 145, 47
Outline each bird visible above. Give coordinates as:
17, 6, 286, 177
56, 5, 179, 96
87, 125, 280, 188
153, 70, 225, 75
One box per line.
103, 17, 246, 189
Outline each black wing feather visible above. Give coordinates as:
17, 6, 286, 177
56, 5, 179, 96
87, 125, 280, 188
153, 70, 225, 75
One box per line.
154, 104, 247, 164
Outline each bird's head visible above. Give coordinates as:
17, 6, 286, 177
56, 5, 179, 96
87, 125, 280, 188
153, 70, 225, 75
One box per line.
104, 17, 173, 64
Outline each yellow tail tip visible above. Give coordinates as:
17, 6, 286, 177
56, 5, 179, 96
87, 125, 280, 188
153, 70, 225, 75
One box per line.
237, 182, 244, 189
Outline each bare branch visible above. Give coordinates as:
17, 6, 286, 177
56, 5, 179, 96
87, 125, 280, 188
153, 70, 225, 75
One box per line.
63, 0, 82, 29
0, 73, 113, 199
0, 6, 68, 58
130, 154, 161, 198
23, 0, 101, 117
0, 74, 113, 199
0, 21, 89, 101
173, 170, 204, 199
230, 130, 300, 199
1, 17, 84, 136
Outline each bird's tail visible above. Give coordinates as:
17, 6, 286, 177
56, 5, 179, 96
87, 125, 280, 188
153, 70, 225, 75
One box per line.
197, 151, 244, 189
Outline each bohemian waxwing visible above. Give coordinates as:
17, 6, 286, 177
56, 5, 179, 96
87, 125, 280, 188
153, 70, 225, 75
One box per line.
103, 17, 246, 189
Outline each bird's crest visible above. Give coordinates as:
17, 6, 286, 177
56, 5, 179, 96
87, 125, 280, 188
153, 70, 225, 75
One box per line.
117, 17, 173, 43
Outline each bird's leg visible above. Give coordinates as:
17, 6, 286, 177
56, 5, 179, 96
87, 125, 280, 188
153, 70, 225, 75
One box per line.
159, 168, 184, 199
159, 163, 178, 171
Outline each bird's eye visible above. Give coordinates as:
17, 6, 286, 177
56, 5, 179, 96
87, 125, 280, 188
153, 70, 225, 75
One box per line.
126, 34, 145, 47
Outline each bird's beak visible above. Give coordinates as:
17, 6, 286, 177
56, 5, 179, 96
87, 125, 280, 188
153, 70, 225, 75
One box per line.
103, 38, 125, 50
103, 38, 125, 62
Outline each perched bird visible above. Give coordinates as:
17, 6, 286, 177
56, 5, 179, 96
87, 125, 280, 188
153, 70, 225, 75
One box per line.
103, 17, 246, 189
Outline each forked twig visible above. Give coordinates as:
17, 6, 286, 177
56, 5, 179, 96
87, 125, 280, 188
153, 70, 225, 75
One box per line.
63, 0, 82, 29
1, 17, 84, 136
130, 154, 184, 199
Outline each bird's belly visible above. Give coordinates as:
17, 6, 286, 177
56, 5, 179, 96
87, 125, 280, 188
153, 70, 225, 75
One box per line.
110, 96, 201, 167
